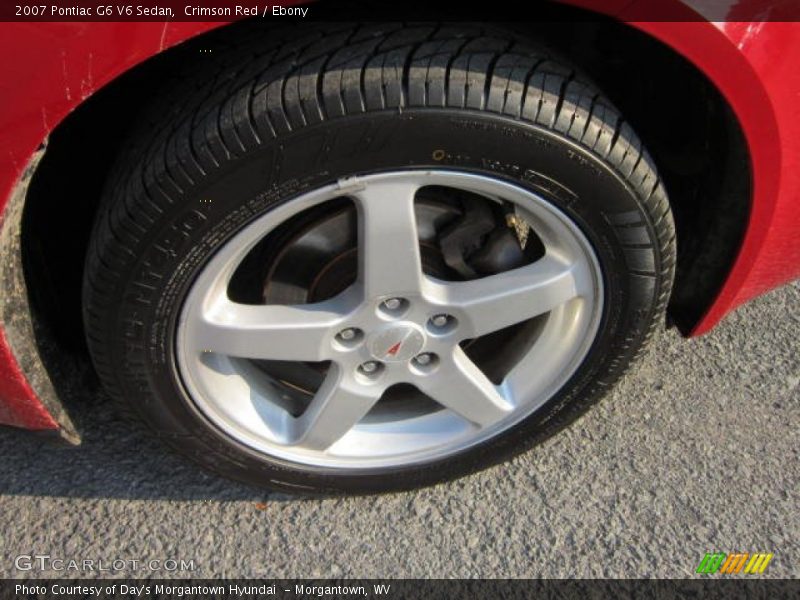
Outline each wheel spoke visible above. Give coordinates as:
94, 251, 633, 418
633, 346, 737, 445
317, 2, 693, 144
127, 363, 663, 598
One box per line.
417, 347, 513, 427
354, 178, 423, 298
289, 364, 382, 451
189, 295, 352, 362
432, 254, 588, 338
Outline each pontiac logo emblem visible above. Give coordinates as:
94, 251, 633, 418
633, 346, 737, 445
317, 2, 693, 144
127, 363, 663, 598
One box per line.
368, 325, 425, 363
385, 341, 402, 358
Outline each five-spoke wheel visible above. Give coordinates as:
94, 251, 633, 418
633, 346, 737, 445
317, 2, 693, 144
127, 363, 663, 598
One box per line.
176, 171, 603, 468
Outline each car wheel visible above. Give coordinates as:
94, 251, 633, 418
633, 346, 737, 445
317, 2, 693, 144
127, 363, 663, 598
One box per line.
84, 24, 675, 494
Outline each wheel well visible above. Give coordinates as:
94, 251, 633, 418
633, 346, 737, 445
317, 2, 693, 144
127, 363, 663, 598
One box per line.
21, 12, 750, 356
520, 16, 750, 334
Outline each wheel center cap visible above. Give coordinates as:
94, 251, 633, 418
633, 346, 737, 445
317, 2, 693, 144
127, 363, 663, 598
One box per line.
368, 324, 425, 362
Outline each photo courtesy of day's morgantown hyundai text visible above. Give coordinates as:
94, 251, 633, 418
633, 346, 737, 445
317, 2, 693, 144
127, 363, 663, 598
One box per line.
1, 0, 799, 494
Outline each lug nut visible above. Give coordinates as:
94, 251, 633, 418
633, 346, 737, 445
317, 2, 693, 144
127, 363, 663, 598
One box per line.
430, 314, 450, 328
338, 328, 358, 341
413, 353, 435, 366
382, 297, 403, 311
359, 361, 381, 374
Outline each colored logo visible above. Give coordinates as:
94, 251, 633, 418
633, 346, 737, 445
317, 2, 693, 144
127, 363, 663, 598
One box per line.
696, 552, 773, 575
385, 341, 402, 357
368, 325, 425, 362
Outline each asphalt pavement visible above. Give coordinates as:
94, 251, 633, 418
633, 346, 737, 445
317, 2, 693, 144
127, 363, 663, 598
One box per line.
1, 282, 797, 579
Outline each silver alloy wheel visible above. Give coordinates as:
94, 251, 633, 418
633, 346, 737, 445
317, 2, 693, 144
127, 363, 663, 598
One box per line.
176, 170, 603, 469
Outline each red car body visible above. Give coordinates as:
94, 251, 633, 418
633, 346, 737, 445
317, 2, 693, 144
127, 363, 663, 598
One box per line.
1, 0, 799, 438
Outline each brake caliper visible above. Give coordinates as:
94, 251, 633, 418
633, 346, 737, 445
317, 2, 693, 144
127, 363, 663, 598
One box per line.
438, 199, 528, 277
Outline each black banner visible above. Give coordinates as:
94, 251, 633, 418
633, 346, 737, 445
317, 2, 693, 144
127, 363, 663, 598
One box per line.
1, 580, 799, 600
4, 0, 800, 22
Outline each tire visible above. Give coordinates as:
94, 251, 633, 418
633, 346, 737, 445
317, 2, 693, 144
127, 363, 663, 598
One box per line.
84, 23, 676, 494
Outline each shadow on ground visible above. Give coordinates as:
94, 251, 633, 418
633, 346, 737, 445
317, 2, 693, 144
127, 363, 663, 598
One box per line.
0, 351, 293, 501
